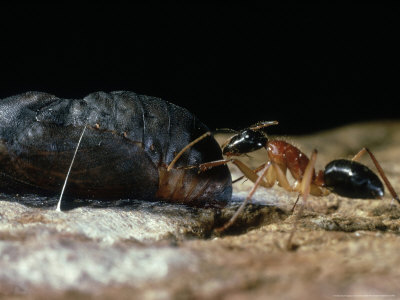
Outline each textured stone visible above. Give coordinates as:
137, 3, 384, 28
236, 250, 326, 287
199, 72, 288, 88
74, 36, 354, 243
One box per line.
1, 121, 400, 299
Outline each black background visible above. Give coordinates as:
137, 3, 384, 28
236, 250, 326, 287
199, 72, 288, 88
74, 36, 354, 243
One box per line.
1, 3, 399, 135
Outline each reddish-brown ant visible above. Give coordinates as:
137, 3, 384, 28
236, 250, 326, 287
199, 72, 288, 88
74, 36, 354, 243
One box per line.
168, 121, 400, 235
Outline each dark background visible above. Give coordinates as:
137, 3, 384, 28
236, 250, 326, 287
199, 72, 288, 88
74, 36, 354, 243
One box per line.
0, 3, 399, 135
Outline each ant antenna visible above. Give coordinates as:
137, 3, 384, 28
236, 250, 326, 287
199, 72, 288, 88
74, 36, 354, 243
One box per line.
167, 131, 211, 171
249, 120, 279, 131
214, 128, 238, 134
56, 125, 87, 212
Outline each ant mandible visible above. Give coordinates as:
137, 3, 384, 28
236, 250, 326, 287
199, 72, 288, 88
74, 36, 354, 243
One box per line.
168, 121, 400, 233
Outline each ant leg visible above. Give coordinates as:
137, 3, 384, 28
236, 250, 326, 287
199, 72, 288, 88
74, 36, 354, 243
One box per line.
215, 160, 294, 232
183, 156, 274, 190
352, 148, 400, 204
232, 163, 268, 184
271, 162, 292, 191
351, 148, 367, 162
230, 159, 276, 188
286, 149, 318, 250
233, 160, 292, 192
233, 159, 295, 192
185, 158, 273, 190
298, 149, 317, 202
167, 131, 211, 171
196, 159, 233, 171
291, 195, 301, 212
215, 162, 273, 233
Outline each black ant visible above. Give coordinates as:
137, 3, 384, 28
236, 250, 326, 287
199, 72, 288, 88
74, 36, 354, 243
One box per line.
169, 121, 399, 238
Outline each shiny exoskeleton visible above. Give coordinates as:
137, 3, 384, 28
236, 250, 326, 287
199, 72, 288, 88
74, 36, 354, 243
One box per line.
223, 123, 398, 200
223, 126, 389, 200
0, 91, 232, 207
176, 121, 398, 231
323, 159, 384, 199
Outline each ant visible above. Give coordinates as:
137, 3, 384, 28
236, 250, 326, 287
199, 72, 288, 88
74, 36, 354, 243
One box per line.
168, 121, 400, 239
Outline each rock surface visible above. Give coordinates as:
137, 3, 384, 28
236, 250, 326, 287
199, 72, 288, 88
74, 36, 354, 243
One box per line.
1, 121, 400, 299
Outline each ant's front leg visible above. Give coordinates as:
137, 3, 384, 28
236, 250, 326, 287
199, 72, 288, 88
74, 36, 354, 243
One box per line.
175, 157, 278, 233
214, 161, 273, 233
196, 158, 275, 189
214, 159, 295, 233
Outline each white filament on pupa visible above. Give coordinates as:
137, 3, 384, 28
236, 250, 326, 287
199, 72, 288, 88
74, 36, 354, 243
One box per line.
56, 125, 87, 212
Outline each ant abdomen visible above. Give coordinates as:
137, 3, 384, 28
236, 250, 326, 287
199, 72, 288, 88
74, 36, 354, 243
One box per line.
323, 159, 384, 199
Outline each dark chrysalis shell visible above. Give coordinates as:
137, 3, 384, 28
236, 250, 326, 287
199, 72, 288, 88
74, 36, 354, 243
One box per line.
0, 91, 232, 207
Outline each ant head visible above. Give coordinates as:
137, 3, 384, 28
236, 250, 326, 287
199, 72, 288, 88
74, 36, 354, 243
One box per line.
221, 121, 278, 157
222, 129, 268, 156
